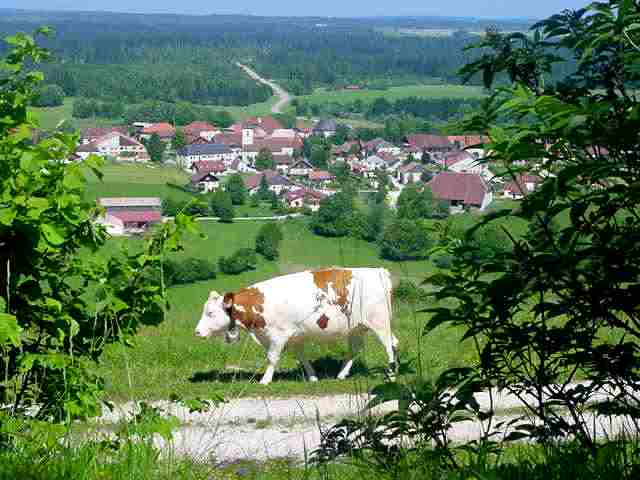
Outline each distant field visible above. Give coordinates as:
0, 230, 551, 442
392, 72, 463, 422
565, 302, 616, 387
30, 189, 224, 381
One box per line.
297, 85, 485, 107
84, 163, 192, 203
95, 218, 466, 401
29, 98, 120, 131
29, 96, 281, 131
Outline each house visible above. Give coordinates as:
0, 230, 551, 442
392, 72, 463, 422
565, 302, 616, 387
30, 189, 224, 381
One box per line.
308, 170, 334, 187
191, 160, 227, 175
289, 158, 315, 177
405, 134, 452, 162
313, 119, 338, 138
274, 154, 296, 174
241, 137, 302, 164
177, 143, 236, 170
191, 171, 221, 193
245, 170, 297, 195
284, 188, 327, 211
271, 129, 298, 139
183, 121, 219, 142
97, 197, 162, 234
378, 152, 403, 172
503, 174, 542, 199
397, 162, 427, 184
76, 132, 149, 162
139, 123, 176, 141
80, 126, 128, 145
443, 150, 486, 175
363, 138, 400, 156
360, 155, 387, 175
428, 172, 493, 212
244, 116, 284, 135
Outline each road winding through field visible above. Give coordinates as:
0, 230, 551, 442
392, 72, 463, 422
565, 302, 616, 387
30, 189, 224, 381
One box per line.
236, 62, 292, 114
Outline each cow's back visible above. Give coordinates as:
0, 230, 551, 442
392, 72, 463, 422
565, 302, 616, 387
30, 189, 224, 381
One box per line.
247, 268, 392, 335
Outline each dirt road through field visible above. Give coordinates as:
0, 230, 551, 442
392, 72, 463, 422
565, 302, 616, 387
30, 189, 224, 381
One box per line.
237, 63, 292, 114
100, 382, 631, 464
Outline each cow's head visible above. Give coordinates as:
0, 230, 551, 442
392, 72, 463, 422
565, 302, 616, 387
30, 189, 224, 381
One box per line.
195, 291, 240, 344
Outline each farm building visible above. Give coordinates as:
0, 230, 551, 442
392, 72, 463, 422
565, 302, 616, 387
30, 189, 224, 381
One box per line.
428, 172, 493, 212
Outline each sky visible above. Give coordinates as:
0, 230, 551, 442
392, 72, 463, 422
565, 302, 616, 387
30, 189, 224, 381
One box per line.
2, 0, 589, 19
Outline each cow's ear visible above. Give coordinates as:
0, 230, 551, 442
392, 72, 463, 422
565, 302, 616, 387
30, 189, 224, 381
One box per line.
223, 293, 234, 310
209, 290, 221, 301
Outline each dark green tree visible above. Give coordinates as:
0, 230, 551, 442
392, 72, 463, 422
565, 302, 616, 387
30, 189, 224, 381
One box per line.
209, 190, 234, 223
379, 219, 431, 261
146, 133, 165, 163
311, 191, 355, 237
311, 144, 329, 169
255, 223, 284, 260
396, 184, 444, 220
225, 174, 247, 206
32, 83, 64, 107
171, 129, 187, 150
255, 148, 275, 171
257, 174, 271, 200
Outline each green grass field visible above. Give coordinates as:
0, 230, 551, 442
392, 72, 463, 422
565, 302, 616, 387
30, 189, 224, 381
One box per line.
84, 163, 193, 203
29, 98, 121, 131
96, 218, 472, 401
297, 85, 485, 107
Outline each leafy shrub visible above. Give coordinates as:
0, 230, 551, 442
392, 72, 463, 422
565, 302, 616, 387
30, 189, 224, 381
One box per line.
255, 223, 283, 260
379, 219, 432, 261
218, 248, 257, 275
393, 280, 429, 304
164, 258, 217, 286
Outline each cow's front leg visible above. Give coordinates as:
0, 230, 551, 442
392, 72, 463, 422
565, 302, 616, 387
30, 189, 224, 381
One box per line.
260, 339, 287, 385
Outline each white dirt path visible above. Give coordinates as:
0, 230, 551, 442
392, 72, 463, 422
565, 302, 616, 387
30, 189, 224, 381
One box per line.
98, 383, 635, 464
236, 63, 292, 114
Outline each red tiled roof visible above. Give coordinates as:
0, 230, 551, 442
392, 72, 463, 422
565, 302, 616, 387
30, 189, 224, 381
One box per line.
191, 171, 220, 184
444, 150, 475, 168
141, 123, 176, 136
193, 160, 226, 173
274, 154, 295, 165
81, 126, 128, 140
244, 116, 284, 134
285, 187, 326, 202
406, 134, 451, 149
504, 174, 542, 196
245, 170, 293, 189
111, 211, 162, 223
428, 172, 489, 206
309, 170, 333, 181
183, 121, 217, 135
214, 133, 243, 146
447, 135, 487, 148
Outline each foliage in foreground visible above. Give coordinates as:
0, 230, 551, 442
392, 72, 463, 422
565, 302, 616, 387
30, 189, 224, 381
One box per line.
0, 30, 195, 423
316, 0, 640, 477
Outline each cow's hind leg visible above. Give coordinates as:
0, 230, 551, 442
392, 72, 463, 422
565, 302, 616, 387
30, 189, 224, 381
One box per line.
292, 344, 318, 382
260, 338, 287, 385
337, 334, 364, 380
372, 329, 399, 381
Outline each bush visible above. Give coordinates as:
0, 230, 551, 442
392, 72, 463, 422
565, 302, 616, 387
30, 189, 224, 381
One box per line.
164, 258, 217, 286
225, 174, 247, 206
379, 218, 432, 261
32, 84, 65, 107
393, 279, 429, 304
311, 191, 356, 237
209, 190, 234, 222
218, 248, 257, 275
255, 223, 284, 260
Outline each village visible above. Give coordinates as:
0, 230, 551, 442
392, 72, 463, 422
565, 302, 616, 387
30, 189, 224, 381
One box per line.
77, 115, 542, 234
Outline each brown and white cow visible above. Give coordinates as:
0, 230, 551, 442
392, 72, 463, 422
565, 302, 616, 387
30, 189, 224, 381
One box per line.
195, 267, 398, 384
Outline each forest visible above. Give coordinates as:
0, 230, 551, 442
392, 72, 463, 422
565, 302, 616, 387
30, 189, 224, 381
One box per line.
0, 10, 554, 109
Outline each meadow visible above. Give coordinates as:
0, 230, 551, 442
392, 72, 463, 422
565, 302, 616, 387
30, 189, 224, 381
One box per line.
296, 84, 485, 107
29, 95, 280, 131
96, 218, 474, 402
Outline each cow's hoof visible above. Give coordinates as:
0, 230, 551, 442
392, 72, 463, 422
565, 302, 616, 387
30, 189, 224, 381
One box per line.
309, 376, 319, 383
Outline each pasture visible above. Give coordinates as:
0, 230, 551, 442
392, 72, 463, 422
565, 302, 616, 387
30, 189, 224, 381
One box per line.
84, 162, 192, 202
29, 98, 120, 131
96, 218, 473, 401
296, 84, 485, 107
